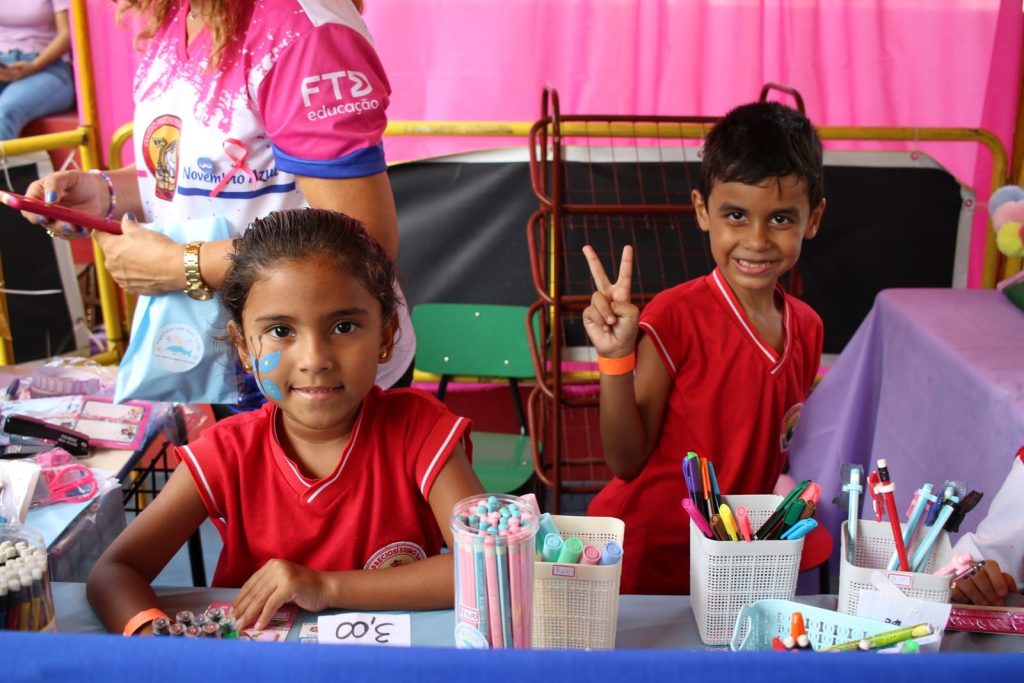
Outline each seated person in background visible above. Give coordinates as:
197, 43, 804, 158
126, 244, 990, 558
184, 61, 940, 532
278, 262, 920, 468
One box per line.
949, 446, 1023, 606
87, 209, 484, 635
583, 102, 826, 595
0, 1, 75, 141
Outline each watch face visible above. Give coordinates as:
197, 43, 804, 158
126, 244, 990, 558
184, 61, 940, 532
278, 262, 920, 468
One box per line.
186, 286, 214, 301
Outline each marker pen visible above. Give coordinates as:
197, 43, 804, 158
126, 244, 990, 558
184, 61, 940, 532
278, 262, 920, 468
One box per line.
599, 541, 623, 565
754, 480, 810, 539
735, 506, 753, 542
556, 537, 584, 564
541, 533, 563, 563
580, 544, 602, 565
682, 498, 715, 539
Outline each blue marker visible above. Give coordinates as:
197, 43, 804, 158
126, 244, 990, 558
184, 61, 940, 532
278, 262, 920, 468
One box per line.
781, 518, 818, 541
536, 513, 560, 554
541, 533, 563, 562
599, 540, 623, 565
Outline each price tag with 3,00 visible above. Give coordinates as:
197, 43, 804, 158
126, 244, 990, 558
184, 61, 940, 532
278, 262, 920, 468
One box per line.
316, 613, 411, 646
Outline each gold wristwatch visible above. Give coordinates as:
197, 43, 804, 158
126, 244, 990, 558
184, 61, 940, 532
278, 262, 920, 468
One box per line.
183, 241, 213, 301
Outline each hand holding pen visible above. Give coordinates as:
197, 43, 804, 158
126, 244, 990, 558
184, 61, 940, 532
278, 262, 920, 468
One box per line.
950, 559, 1019, 607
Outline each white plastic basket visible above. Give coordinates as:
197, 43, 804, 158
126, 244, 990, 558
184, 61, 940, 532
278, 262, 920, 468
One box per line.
690, 494, 805, 646
838, 520, 953, 615
532, 515, 624, 650
730, 599, 896, 651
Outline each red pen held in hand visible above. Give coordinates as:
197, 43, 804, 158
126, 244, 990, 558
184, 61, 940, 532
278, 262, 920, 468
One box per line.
875, 459, 911, 571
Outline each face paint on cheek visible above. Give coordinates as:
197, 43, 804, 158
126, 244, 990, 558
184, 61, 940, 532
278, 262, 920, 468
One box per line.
249, 350, 284, 400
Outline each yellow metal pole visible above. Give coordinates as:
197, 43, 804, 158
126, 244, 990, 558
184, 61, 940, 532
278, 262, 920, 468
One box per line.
69, 0, 102, 170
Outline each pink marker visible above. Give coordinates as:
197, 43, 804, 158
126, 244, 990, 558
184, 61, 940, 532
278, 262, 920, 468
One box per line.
580, 543, 602, 565
682, 498, 715, 539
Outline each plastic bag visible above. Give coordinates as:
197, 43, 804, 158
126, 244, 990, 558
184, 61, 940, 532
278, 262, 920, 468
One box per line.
114, 216, 238, 404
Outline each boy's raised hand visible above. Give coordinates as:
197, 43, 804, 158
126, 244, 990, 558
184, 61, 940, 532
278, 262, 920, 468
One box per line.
582, 245, 638, 359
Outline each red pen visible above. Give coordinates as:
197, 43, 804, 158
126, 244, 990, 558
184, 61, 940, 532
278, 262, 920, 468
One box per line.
866, 470, 883, 522
876, 459, 911, 571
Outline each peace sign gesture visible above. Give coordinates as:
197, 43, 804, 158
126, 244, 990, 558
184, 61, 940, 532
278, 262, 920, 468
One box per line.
581, 245, 639, 358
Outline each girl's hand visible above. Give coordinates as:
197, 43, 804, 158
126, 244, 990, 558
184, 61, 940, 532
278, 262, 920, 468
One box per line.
951, 559, 1018, 606
232, 559, 331, 631
91, 216, 184, 295
581, 245, 638, 358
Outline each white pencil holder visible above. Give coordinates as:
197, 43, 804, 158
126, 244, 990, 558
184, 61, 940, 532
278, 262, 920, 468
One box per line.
690, 494, 805, 646
837, 520, 953, 615
532, 515, 624, 650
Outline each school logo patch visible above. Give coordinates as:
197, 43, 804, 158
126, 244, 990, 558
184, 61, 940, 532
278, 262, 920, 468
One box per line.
152, 323, 204, 373
364, 541, 427, 570
141, 114, 182, 201
779, 402, 804, 454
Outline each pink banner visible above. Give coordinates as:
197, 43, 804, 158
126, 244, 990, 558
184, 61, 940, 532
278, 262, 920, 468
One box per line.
75, 0, 1022, 285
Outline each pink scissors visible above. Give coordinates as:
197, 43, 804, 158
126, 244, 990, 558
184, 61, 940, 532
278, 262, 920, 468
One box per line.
36, 464, 97, 505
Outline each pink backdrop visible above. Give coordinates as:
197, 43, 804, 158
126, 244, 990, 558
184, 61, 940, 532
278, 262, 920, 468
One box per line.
75, 0, 1023, 285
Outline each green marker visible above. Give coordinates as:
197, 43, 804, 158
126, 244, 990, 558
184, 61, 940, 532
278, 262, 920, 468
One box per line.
755, 480, 810, 539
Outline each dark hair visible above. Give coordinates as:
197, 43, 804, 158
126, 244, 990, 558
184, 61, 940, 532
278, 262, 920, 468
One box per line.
220, 208, 399, 331
698, 102, 824, 208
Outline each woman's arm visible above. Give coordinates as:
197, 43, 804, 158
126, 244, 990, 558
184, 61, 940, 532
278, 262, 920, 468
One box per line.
296, 172, 398, 259
230, 444, 484, 629
86, 465, 208, 634
89, 171, 396, 295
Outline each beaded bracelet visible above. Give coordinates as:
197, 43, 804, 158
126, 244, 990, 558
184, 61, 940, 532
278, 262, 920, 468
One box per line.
89, 169, 117, 219
597, 352, 636, 375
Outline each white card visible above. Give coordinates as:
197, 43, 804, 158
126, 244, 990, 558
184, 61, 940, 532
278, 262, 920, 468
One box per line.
317, 613, 411, 646
855, 571, 952, 650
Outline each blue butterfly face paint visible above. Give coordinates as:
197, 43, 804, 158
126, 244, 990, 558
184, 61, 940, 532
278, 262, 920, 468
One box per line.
250, 350, 284, 400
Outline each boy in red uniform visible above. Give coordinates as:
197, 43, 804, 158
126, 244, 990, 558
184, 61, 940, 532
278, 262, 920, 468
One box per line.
584, 102, 827, 594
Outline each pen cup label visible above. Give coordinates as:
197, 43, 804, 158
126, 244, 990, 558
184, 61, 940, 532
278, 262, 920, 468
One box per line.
551, 565, 576, 578
886, 572, 914, 589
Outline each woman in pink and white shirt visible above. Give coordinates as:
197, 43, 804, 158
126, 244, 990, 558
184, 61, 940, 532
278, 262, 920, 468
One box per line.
23, 0, 415, 390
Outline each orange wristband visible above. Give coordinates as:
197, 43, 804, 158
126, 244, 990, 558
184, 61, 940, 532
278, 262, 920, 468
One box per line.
123, 608, 168, 636
597, 352, 636, 375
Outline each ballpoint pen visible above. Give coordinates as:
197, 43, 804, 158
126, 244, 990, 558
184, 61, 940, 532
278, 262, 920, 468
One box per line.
886, 482, 934, 571
949, 560, 986, 591
911, 493, 960, 571
875, 459, 910, 571
755, 479, 810, 539
719, 503, 738, 541
926, 482, 958, 527
840, 464, 863, 563
866, 470, 883, 521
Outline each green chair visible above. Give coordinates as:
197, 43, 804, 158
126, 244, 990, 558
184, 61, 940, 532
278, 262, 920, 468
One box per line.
411, 303, 535, 494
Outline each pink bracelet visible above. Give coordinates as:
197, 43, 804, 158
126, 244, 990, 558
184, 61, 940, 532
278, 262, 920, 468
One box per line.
90, 169, 117, 219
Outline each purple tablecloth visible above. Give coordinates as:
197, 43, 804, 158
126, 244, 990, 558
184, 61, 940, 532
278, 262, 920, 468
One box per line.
788, 288, 1024, 566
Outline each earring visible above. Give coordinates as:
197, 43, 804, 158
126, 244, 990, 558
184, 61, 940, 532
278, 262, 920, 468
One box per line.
379, 349, 390, 361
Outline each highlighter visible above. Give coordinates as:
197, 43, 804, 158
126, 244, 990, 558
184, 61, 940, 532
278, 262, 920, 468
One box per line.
719, 503, 739, 541
580, 544, 602, 565
682, 498, 715, 539
599, 541, 623, 565
556, 537, 584, 564
735, 506, 753, 542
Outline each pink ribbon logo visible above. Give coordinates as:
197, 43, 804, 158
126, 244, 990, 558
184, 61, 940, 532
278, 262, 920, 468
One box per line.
209, 138, 259, 198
